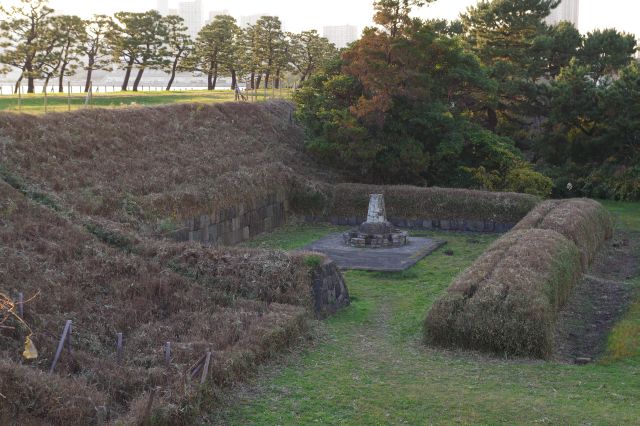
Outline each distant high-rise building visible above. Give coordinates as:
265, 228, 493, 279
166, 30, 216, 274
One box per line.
205, 10, 230, 25
179, 0, 203, 38
546, 0, 579, 26
240, 14, 267, 27
157, 0, 169, 16
323, 25, 358, 49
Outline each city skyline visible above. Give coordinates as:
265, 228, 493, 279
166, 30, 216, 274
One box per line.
546, 0, 579, 27
2, 0, 635, 37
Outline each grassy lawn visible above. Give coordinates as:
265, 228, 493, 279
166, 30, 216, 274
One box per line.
0, 89, 290, 114
213, 205, 640, 425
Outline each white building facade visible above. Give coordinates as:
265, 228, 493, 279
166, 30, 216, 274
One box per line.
323, 25, 358, 49
157, 0, 169, 16
178, 0, 203, 38
546, 0, 579, 27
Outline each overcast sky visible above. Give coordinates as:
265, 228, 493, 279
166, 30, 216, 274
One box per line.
4, 0, 640, 36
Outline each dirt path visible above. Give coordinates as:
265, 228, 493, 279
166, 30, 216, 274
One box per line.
553, 230, 640, 363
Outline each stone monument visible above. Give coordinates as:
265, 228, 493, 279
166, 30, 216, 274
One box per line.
343, 194, 408, 248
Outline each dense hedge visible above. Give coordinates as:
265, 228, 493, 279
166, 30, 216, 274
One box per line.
424, 229, 582, 357
424, 198, 614, 358
513, 199, 614, 268
291, 183, 540, 225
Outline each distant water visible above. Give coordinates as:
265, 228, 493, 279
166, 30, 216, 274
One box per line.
0, 85, 234, 96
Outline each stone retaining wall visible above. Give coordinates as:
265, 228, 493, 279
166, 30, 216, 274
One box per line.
305, 215, 516, 233
312, 259, 351, 319
172, 191, 288, 245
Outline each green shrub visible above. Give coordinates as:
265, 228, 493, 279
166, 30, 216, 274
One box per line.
303, 254, 324, 269
504, 167, 553, 197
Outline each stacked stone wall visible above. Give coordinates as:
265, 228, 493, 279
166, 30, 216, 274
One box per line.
172, 191, 288, 245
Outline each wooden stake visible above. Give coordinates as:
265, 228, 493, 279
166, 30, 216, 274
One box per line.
164, 342, 171, 367
67, 81, 71, 112
50, 320, 72, 373
67, 322, 72, 354
44, 88, 47, 113
200, 351, 212, 384
116, 332, 123, 363
17, 292, 23, 318
189, 353, 207, 379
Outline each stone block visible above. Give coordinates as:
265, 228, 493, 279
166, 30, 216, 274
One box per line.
264, 217, 272, 231
467, 220, 485, 232
173, 228, 190, 242
201, 225, 209, 244
232, 217, 240, 231
208, 224, 218, 241
422, 220, 433, 229
188, 229, 202, 243
199, 215, 209, 229
243, 226, 250, 240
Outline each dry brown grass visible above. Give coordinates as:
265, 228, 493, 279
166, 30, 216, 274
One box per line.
153, 243, 321, 310
291, 183, 540, 225
513, 198, 614, 268
0, 180, 313, 424
0, 101, 331, 230
424, 229, 582, 358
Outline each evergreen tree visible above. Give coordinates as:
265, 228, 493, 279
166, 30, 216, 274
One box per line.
0, 0, 54, 93
80, 15, 114, 92
163, 15, 192, 91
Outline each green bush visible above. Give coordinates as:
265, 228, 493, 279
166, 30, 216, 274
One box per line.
504, 167, 553, 197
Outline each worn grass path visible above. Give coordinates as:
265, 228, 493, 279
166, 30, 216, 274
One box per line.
216, 205, 640, 425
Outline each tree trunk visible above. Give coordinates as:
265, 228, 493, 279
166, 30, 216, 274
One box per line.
58, 63, 67, 93
85, 67, 94, 93
43, 75, 51, 94
85, 55, 96, 92
250, 71, 255, 89
166, 57, 180, 91
264, 71, 270, 90
121, 58, 135, 91
14, 74, 23, 94
255, 74, 262, 90
275, 69, 281, 89
27, 76, 35, 94
211, 63, 218, 90
207, 72, 213, 90
231, 69, 237, 90
132, 67, 145, 92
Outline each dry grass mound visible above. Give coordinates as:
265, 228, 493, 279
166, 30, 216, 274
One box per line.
292, 183, 539, 225
152, 243, 324, 311
0, 101, 330, 231
0, 360, 108, 425
513, 198, 614, 268
424, 229, 582, 358
0, 180, 314, 424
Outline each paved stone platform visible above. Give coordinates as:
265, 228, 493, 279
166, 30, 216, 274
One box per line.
303, 233, 447, 272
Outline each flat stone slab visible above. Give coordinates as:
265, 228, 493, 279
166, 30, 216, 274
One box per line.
303, 233, 446, 272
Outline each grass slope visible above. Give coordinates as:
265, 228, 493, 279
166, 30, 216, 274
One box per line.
0, 89, 288, 114
215, 203, 640, 424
